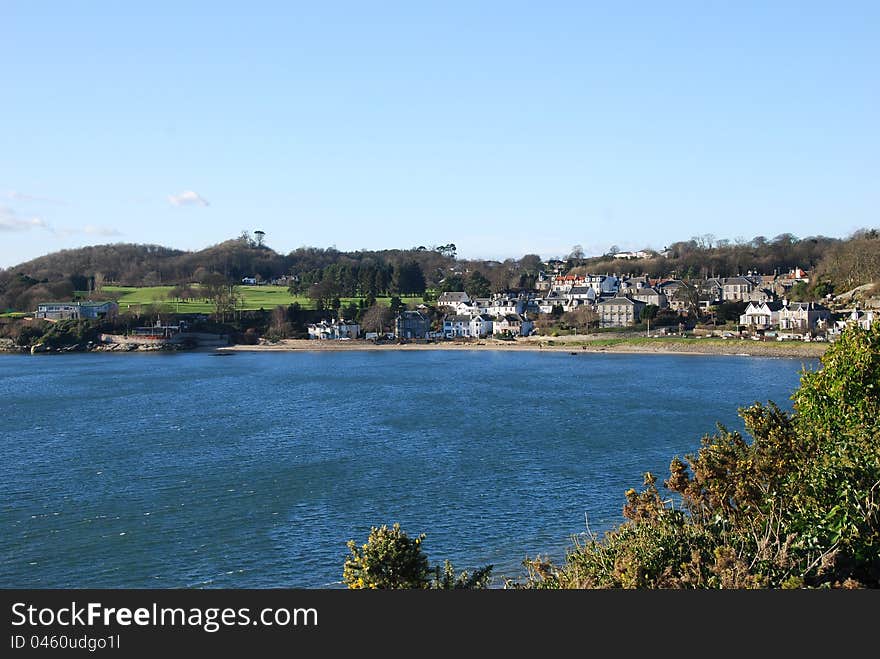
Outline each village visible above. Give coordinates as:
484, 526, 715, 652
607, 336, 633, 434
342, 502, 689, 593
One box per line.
14, 257, 878, 354
300, 265, 877, 344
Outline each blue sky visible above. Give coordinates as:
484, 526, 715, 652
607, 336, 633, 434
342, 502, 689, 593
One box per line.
1, 1, 877, 267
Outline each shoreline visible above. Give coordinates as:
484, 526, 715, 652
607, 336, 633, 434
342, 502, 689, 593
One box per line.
217, 336, 827, 359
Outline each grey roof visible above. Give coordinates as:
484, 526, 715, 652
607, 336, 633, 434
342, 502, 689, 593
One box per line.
437, 292, 469, 303
569, 286, 594, 295
502, 314, 524, 323
746, 301, 784, 311
784, 302, 829, 312
597, 296, 645, 306
443, 315, 472, 323
475, 314, 494, 321
724, 277, 755, 286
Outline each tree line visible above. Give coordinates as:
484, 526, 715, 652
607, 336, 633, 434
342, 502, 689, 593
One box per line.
2, 229, 878, 312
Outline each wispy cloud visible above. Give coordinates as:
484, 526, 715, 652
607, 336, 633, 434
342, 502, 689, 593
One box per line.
57, 224, 123, 238
83, 224, 122, 236
0, 206, 50, 232
168, 190, 210, 207
3, 190, 66, 205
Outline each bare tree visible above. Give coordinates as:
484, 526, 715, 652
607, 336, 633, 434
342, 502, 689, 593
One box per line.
360, 304, 393, 334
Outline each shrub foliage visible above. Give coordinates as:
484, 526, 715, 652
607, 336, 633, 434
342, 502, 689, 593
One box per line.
343, 523, 492, 589
524, 322, 880, 588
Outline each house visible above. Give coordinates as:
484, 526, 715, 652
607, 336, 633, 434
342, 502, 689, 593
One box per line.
241, 276, 258, 285
722, 276, 760, 302
567, 286, 597, 303
437, 292, 470, 309
307, 319, 361, 340
628, 287, 667, 309
443, 314, 472, 338
550, 274, 586, 293
35, 301, 119, 320
597, 296, 646, 327
778, 301, 831, 332
595, 274, 620, 295
739, 301, 784, 329
835, 309, 877, 333
492, 314, 534, 337
469, 314, 494, 338
536, 296, 586, 314
657, 279, 684, 299
744, 287, 776, 303
395, 311, 430, 339
485, 293, 527, 317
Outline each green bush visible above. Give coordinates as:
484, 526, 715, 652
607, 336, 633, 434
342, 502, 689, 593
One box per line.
343, 523, 492, 589
523, 322, 880, 589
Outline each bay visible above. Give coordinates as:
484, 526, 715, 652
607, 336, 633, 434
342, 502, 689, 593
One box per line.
0, 350, 816, 587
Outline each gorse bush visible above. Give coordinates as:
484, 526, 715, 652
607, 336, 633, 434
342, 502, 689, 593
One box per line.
343, 523, 492, 589
524, 322, 880, 589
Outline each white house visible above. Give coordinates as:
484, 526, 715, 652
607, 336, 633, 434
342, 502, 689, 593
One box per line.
437, 292, 470, 309
35, 301, 119, 320
443, 314, 472, 338
566, 286, 597, 303
835, 309, 877, 333
739, 301, 784, 328
307, 319, 361, 340
469, 314, 494, 338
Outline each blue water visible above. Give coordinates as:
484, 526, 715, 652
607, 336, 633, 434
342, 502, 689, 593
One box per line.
0, 350, 816, 588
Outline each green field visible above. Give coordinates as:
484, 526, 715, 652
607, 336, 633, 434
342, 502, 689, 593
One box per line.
102, 285, 416, 314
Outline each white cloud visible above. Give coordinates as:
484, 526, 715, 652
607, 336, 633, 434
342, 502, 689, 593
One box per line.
0, 206, 50, 232
3, 190, 66, 205
83, 225, 122, 236
57, 224, 123, 238
168, 190, 210, 207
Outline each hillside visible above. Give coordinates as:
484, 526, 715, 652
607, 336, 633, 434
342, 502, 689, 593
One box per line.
1, 229, 878, 313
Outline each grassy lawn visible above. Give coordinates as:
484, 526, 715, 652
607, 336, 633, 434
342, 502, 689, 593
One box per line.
0, 312, 28, 318
101, 285, 425, 314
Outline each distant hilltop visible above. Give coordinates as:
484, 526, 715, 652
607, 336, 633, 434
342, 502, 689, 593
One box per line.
1, 229, 878, 315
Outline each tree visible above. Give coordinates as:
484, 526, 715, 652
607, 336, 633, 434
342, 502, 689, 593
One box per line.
392, 261, 426, 296
389, 296, 404, 316
360, 303, 393, 334
465, 270, 491, 298
307, 279, 340, 311
254, 230, 266, 248
343, 523, 492, 589
438, 274, 465, 293
523, 322, 880, 589
641, 304, 659, 322
343, 524, 431, 589
562, 306, 597, 332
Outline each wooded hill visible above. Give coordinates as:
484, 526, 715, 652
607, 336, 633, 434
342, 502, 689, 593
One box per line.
1, 229, 878, 312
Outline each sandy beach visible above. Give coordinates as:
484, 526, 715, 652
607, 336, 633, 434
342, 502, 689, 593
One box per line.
218, 334, 828, 359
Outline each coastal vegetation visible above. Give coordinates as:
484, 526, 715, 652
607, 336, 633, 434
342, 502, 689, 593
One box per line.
520, 322, 880, 588
343, 523, 492, 590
